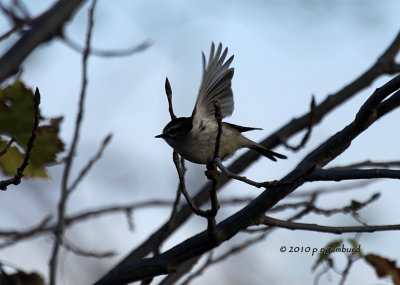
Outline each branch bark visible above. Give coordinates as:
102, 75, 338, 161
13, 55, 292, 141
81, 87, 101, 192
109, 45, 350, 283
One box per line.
307, 168, 400, 181
261, 216, 400, 234
0, 0, 86, 83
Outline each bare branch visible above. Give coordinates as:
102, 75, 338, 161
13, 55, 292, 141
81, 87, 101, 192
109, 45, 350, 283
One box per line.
67, 133, 112, 194
212, 158, 267, 188
0, 215, 51, 249
281, 95, 316, 151
329, 160, 400, 170
166, 157, 184, 228
96, 31, 400, 283
176, 201, 320, 285
303, 193, 380, 217
0, 0, 86, 82
165, 77, 176, 120
0, 2, 25, 24
0, 137, 16, 158
289, 180, 374, 198
212, 158, 292, 189
245, 193, 379, 236
11, 0, 31, 19
0, 197, 255, 251
0, 24, 23, 41
307, 168, 400, 181
95, 70, 400, 285
261, 216, 400, 234
204, 100, 223, 239
338, 246, 360, 285
60, 36, 151, 57
172, 151, 208, 217
0, 88, 40, 191
160, 158, 185, 256
49, 1, 97, 284
62, 238, 116, 258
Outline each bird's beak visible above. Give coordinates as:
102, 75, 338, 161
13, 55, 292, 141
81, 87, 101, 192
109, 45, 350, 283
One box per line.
155, 134, 165, 138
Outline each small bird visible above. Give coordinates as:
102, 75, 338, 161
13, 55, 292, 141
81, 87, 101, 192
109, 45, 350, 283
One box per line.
156, 43, 286, 164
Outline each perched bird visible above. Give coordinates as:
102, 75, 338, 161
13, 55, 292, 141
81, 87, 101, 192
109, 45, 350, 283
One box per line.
156, 43, 286, 164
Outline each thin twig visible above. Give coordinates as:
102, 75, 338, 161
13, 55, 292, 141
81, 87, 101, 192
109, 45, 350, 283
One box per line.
289, 180, 374, 198
11, 0, 31, 18
281, 95, 316, 151
338, 247, 359, 285
0, 2, 24, 24
49, 1, 97, 284
166, 158, 185, 226
65, 197, 252, 226
0, 0, 32, 41
67, 133, 112, 194
62, 238, 115, 258
0, 198, 258, 250
212, 159, 265, 188
172, 151, 208, 217
204, 100, 223, 239
14, 88, 40, 175
212, 158, 288, 188
329, 160, 400, 170
0, 137, 16, 158
212, 100, 222, 159
260, 216, 400, 234
0, 88, 40, 190
60, 36, 151, 57
290, 193, 379, 218
165, 77, 176, 120
0, 215, 51, 249
0, 24, 24, 41
162, 157, 185, 254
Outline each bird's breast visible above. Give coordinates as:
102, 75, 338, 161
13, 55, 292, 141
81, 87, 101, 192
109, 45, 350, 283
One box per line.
172, 123, 245, 164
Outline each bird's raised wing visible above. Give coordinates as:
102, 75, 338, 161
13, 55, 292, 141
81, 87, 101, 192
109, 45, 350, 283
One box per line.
191, 42, 234, 128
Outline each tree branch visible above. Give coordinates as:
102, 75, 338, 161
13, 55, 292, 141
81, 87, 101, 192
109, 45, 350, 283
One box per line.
165, 77, 176, 120
49, 1, 97, 284
329, 160, 400, 170
67, 133, 112, 194
94, 71, 400, 285
261, 216, 400, 234
60, 36, 151, 57
95, 30, 400, 281
0, 215, 51, 249
307, 168, 400, 181
0, 137, 15, 158
281, 95, 316, 151
0, 88, 40, 190
0, 0, 86, 83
